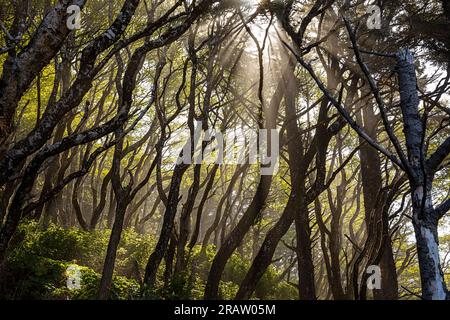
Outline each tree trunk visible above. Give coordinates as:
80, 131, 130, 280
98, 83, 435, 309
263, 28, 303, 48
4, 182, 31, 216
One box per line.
358, 96, 398, 299
143, 162, 190, 288
412, 205, 447, 300
397, 49, 447, 299
98, 199, 128, 299
204, 174, 272, 299
294, 195, 316, 300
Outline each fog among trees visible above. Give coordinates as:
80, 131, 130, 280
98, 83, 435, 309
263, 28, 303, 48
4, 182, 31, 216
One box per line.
0, 0, 449, 300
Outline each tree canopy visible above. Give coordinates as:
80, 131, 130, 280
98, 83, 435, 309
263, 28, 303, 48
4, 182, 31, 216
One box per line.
0, 0, 449, 300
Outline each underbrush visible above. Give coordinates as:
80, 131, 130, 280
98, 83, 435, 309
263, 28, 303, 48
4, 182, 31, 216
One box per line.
0, 222, 296, 300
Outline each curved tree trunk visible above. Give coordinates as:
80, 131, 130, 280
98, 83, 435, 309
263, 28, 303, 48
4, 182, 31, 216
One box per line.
358, 97, 398, 300
204, 174, 272, 299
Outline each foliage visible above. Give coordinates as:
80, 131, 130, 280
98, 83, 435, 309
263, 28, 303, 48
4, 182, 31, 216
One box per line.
0, 223, 294, 300
0, 223, 142, 299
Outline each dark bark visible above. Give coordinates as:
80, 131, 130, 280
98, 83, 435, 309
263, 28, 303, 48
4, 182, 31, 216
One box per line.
98, 196, 129, 299
98, 47, 165, 299
143, 161, 190, 288
358, 92, 398, 300
235, 51, 348, 300
204, 49, 283, 298
204, 174, 272, 299
0, 0, 87, 141
189, 165, 219, 249
0, 0, 140, 185
201, 165, 248, 250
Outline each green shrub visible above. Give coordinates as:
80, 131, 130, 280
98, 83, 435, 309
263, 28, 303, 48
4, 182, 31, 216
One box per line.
0, 222, 295, 300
